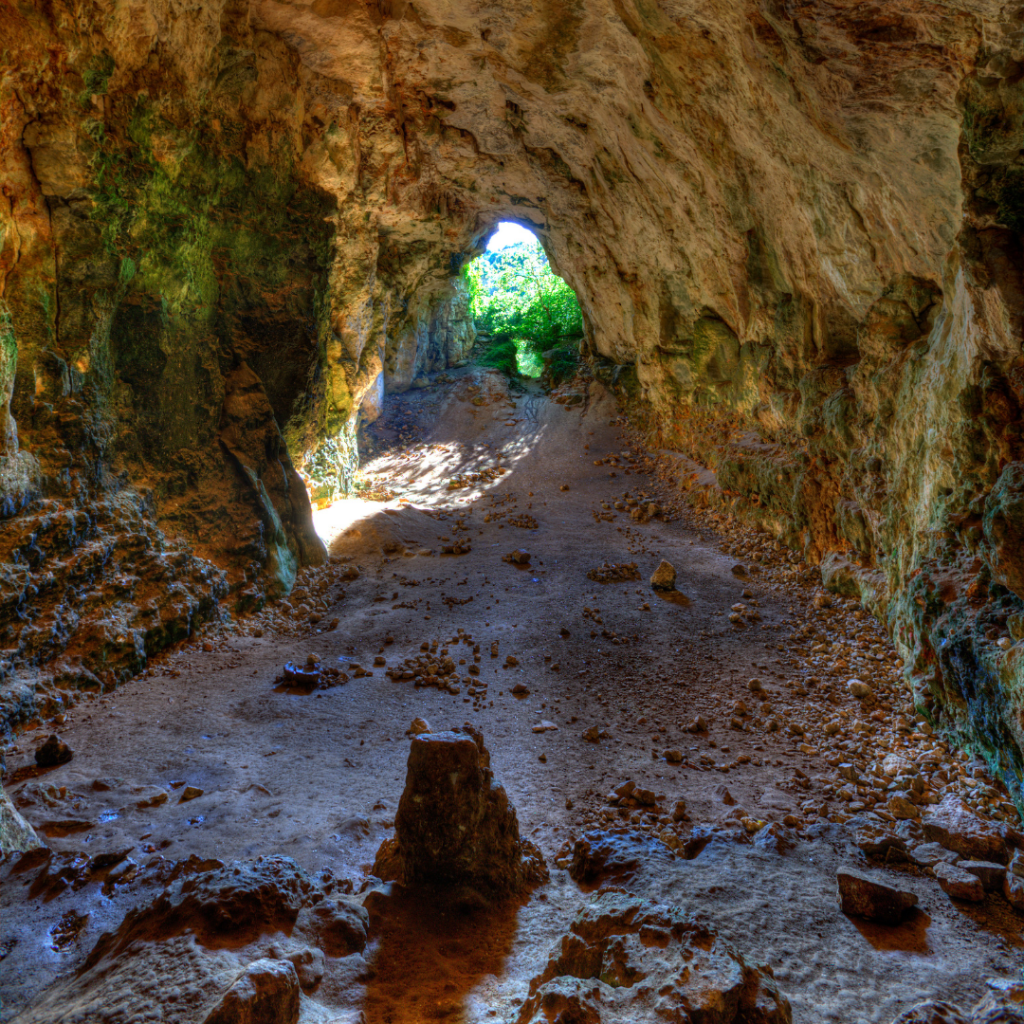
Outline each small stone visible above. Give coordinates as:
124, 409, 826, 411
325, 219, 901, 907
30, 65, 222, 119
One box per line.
532, 721, 558, 733
747, 678, 763, 692
672, 799, 688, 822
202, 641, 214, 653
730, 564, 748, 577
847, 678, 871, 699
664, 749, 683, 763
650, 560, 677, 590
35, 735, 73, 768
582, 725, 601, 743
684, 716, 708, 733
180, 786, 203, 802
408, 718, 432, 735
559, 484, 569, 491
888, 794, 920, 820
136, 790, 169, 810
934, 861, 985, 901
837, 867, 919, 924
511, 683, 530, 696
888, 1002, 971, 1024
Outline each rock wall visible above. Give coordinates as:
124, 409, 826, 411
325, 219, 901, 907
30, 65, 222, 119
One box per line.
0, 0, 1022, 806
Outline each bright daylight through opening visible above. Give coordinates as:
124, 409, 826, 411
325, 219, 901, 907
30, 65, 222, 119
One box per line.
466, 222, 584, 380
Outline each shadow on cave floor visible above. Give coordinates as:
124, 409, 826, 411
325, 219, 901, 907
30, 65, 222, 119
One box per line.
360, 890, 523, 1024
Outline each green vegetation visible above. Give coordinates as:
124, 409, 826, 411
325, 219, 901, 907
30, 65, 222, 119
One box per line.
465, 235, 583, 379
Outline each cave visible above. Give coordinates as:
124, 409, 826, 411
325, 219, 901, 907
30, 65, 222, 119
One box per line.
1, 1, 1023, 1022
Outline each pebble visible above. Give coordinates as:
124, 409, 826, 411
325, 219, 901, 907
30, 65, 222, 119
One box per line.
179, 786, 203, 802
409, 718, 432, 735
650, 560, 677, 590
847, 679, 871, 698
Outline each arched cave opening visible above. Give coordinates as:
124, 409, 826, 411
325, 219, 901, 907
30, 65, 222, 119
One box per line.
468, 220, 585, 380
1, 3, 1023, 1022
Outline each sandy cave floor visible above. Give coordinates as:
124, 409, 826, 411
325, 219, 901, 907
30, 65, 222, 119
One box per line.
1, 366, 1022, 1023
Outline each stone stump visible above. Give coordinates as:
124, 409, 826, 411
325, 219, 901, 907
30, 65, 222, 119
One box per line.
373, 725, 547, 895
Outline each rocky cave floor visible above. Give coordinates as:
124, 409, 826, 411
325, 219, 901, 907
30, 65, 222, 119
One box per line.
1, 365, 1022, 1023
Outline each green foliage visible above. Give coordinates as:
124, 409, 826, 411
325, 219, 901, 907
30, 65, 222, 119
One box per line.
465, 235, 583, 377
546, 346, 579, 385
79, 52, 115, 106
480, 337, 519, 376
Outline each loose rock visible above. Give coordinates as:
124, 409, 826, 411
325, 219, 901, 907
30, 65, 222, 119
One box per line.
837, 868, 919, 924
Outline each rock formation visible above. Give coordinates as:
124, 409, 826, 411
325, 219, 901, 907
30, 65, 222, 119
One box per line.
373, 725, 547, 894
515, 890, 792, 1024
0, 0, 1022, 809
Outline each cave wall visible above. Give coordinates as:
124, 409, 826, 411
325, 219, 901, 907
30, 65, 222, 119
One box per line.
1, 0, 1023, 807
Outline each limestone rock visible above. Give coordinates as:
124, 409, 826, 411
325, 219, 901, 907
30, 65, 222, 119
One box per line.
957, 860, 1006, 892
568, 829, 674, 886
934, 862, 986, 902
650, 560, 677, 590
300, 899, 369, 958
202, 958, 299, 1024
888, 1003, 971, 1024
515, 890, 791, 1024
372, 726, 547, 894
0, 782, 43, 854
837, 868, 919, 925
34, 734, 73, 767
922, 796, 1012, 864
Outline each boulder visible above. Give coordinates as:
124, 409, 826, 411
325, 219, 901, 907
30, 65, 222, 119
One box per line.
934, 861, 985, 902
372, 725, 547, 894
836, 868, 919, 924
957, 860, 1006, 892
202, 958, 299, 1024
922, 796, 1011, 863
515, 890, 791, 1024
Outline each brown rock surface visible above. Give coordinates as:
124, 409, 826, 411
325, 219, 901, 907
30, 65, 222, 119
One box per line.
0, 0, 1020, 810
923, 796, 1015, 864
836, 867, 919, 925
515, 890, 792, 1024
373, 726, 547, 894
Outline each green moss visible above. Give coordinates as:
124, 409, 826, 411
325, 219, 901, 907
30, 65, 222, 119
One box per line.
79, 52, 115, 106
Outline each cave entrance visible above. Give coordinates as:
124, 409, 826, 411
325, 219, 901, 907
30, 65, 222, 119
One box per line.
466, 221, 584, 382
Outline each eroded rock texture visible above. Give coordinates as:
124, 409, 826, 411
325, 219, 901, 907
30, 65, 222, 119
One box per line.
373, 725, 548, 894
516, 890, 792, 1024
0, 1, 1022, 803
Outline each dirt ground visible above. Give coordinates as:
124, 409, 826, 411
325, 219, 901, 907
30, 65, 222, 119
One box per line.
1, 367, 1021, 1024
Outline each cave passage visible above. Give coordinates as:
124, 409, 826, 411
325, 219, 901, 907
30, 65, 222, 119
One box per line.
2, 2, 1024, 1023
467, 222, 584, 380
